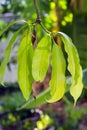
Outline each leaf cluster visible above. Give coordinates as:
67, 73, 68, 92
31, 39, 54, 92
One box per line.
0, 20, 83, 109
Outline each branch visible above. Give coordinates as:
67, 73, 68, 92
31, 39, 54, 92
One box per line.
33, 0, 51, 34
33, 0, 41, 23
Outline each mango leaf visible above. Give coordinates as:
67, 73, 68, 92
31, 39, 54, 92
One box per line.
66, 68, 87, 91
58, 32, 83, 104
70, 45, 83, 104
0, 20, 27, 36
19, 68, 86, 109
32, 34, 51, 82
48, 42, 66, 103
0, 26, 25, 84
18, 29, 34, 100
19, 88, 51, 109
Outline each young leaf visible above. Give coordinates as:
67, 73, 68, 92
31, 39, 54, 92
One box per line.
58, 32, 83, 104
48, 43, 66, 103
32, 34, 51, 82
19, 88, 51, 109
0, 26, 25, 84
18, 29, 34, 100
58, 32, 75, 78
19, 68, 86, 109
70, 45, 83, 105
0, 20, 27, 36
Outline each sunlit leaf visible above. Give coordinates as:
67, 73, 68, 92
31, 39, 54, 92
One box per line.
18, 29, 34, 100
0, 20, 27, 36
58, 32, 83, 104
32, 34, 51, 82
70, 45, 83, 105
19, 68, 86, 109
48, 42, 66, 103
0, 26, 25, 84
19, 88, 51, 109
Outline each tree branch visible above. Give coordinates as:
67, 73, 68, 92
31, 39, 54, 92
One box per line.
33, 0, 51, 34
33, 0, 41, 23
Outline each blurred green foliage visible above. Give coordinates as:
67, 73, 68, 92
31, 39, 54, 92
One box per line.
1, 0, 87, 69
0, 0, 73, 29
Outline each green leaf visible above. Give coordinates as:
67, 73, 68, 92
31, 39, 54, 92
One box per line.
32, 34, 51, 82
59, 32, 75, 77
58, 32, 83, 104
19, 68, 86, 109
48, 43, 66, 103
0, 20, 27, 36
70, 45, 83, 105
18, 29, 34, 100
0, 26, 25, 84
19, 88, 51, 109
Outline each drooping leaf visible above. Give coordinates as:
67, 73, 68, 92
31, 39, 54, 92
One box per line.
0, 26, 25, 84
0, 20, 27, 36
19, 68, 86, 109
58, 32, 75, 78
18, 29, 34, 100
70, 45, 83, 104
48, 42, 66, 103
32, 34, 51, 82
58, 32, 83, 104
19, 88, 51, 109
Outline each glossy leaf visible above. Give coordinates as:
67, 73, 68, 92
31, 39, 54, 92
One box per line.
58, 32, 83, 104
18, 29, 34, 100
32, 34, 51, 82
48, 43, 66, 103
0, 26, 25, 84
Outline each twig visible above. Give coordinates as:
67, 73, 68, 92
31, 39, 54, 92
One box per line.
33, 0, 41, 23
33, 0, 51, 34
40, 23, 51, 34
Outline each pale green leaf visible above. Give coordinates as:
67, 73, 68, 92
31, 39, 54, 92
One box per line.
19, 68, 87, 109
58, 32, 75, 78
48, 43, 66, 103
0, 26, 25, 84
70, 45, 83, 105
19, 88, 51, 109
18, 29, 34, 100
32, 34, 51, 82
58, 32, 83, 104
0, 20, 27, 36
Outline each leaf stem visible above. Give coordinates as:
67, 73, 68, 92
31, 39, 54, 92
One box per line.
40, 23, 51, 34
